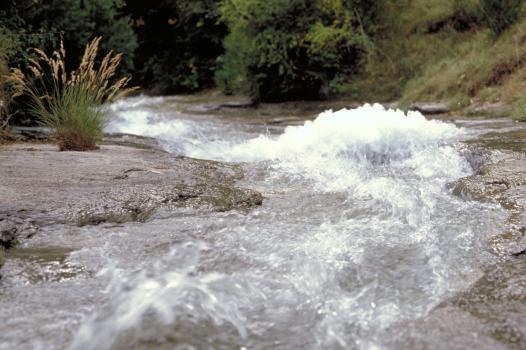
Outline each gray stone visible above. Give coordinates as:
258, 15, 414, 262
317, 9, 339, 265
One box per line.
410, 102, 450, 115
451, 151, 526, 256
0, 143, 263, 232
0, 215, 38, 248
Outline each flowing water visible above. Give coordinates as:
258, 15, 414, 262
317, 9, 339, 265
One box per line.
1, 95, 520, 349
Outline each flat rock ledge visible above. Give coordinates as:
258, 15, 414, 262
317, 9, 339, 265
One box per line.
450, 152, 526, 256
0, 143, 263, 252
448, 152, 526, 348
410, 102, 450, 115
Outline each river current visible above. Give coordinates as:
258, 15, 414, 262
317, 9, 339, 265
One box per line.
1, 95, 513, 349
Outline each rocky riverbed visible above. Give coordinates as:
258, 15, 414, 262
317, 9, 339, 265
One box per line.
0, 96, 525, 350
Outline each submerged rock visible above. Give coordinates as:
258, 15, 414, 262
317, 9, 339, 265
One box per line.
0, 215, 38, 248
448, 257, 526, 349
0, 215, 38, 276
0, 248, 4, 271
186, 99, 255, 113
451, 151, 526, 254
71, 183, 262, 226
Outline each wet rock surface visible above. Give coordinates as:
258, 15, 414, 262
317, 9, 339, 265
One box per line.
410, 102, 450, 115
0, 215, 38, 249
449, 258, 526, 349
446, 130, 526, 347
451, 155, 526, 210
0, 142, 262, 238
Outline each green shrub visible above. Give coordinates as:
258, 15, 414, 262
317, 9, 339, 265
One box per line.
11, 38, 135, 151
216, 0, 381, 101
480, 0, 525, 35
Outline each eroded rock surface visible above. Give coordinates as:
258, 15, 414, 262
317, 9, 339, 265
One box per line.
410, 102, 450, 115
0, 214, 38, 248
451, 148, 526, 256
0, 143, 262, 235
448, 145, 526, 347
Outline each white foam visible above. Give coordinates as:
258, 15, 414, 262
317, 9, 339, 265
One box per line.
189, 104, 467, 192
106, 109, 190, 141
70, 242, 248, 350
105, 96, 195, 154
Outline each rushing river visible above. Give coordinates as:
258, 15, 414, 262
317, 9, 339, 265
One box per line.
0, 95, 518, 349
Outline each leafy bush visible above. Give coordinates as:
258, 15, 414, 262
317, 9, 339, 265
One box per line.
480, 0, 525, 35
216, 0, 382, 101
10, 38, 135, 151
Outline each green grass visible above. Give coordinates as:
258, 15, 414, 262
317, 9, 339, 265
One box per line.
45, 85, 106, 151
350, 0, 526, 119
349, 0, 481, 102
401, 19, 526, 110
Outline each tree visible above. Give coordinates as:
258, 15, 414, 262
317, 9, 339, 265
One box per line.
216, 0, 383, 101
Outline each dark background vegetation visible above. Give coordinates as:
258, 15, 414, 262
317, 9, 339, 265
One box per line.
1, 0, 525, 121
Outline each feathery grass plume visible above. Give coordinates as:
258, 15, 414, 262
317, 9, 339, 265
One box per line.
9, 37, 137, 151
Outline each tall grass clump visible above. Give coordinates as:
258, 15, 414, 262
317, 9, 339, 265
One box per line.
10, 37, 135, 151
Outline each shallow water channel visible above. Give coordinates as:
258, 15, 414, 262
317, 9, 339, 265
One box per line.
1, 95, 524, 349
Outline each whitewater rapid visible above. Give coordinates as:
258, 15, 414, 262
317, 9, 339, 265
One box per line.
66, 97, 506, 349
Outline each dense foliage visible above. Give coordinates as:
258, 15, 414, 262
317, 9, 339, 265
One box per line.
216, 0, 383, 101
480, 0, 525, 35
1, 0, 526, 122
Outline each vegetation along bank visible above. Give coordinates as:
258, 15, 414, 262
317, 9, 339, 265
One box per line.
1, 0, 526, 130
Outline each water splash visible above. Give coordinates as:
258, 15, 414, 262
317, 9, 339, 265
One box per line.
106, 96, 192, 147
188, 104, 468, 192
70, 242, 249, 350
